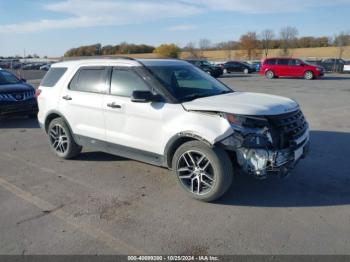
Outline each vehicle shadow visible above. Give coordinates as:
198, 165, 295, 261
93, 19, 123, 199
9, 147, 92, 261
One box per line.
0, 117, 40, 129
219, 74, 253, 79
217, 130, 350, 207
320, 76, 350, 80
73, 151, 128, 162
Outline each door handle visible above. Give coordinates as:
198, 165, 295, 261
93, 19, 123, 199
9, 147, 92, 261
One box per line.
62, 95, 72, 101
107, 102, 121, 109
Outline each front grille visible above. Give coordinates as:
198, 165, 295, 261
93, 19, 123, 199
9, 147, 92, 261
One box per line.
268, 110, 308, 149
0, 91, 35, 102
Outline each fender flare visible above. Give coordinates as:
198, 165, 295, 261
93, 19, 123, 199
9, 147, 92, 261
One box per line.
44, 110, 73, 135
163, 131, 213, 168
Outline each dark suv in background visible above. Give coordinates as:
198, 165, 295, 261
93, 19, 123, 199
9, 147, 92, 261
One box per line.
0, 69, 38, 118
220, 61, 255, 74
186, 59, 223, 78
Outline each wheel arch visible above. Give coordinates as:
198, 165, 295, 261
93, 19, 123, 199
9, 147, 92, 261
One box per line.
44, 110, 73, 135
164, 132, 213, 168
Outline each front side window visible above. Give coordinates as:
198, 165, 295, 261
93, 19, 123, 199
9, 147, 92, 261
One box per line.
0, 70, 20, 85
110, 68, 149, 97
289, 59, 301, 66
69, 67, 107, 93
145, 64, 232, 102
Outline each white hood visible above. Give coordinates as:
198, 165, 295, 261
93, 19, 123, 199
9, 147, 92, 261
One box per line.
182, 92, 299, 116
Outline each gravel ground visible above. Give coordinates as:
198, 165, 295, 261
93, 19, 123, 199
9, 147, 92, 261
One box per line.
0, 73, 350, 255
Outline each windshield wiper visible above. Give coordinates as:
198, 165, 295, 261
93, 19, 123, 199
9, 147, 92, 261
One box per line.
181, 92, 215, 101
181, 90, 232, 101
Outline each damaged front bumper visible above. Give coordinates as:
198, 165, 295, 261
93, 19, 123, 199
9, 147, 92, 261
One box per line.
219, 127, 310, 179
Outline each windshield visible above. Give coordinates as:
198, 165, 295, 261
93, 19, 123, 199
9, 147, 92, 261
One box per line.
146, 64, 233, 102
0, 71, 20, 85
201, 61, 212, 67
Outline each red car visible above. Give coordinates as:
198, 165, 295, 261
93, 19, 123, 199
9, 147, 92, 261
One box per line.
260, 57, 325, 80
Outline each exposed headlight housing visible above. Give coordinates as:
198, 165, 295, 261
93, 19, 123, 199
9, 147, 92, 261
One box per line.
236, 148, 270, 177
223, 113, 269, 129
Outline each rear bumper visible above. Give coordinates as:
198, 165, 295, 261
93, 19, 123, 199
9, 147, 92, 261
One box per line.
0, 99, 38, 117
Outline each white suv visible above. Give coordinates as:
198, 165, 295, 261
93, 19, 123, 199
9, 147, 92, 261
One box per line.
37, 58, 310, 202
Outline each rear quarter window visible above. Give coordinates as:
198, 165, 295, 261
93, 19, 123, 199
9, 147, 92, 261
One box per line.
265, 59, 276, 65
40, 67, 67, 87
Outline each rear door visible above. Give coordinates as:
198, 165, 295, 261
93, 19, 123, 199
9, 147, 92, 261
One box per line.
59, 66, 108, 141
276, 59, 289, 76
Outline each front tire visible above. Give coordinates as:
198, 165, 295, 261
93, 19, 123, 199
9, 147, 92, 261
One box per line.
304, 71, 314, 80
172, 141, 233, 202
243, 68, 249, 74
48, 117, 82, 159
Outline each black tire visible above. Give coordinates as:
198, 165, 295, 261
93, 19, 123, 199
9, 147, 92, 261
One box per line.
48, 117, 82, 159
172, 141, 233, 202
265, 70, 274, 79
304, 70, 314, 80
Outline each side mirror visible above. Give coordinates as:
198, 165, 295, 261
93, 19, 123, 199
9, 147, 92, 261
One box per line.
131, 90, 154, 103
21, 78, 27, 82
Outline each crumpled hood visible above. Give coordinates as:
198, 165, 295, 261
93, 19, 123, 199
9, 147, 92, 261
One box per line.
182, 92, 299, 116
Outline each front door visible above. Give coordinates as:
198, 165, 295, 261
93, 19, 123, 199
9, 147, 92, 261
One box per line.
103, 67, 165, 155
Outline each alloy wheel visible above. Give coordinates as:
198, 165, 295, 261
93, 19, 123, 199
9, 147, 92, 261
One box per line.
49, 124, 68, 154
305, 71, 313, 80
176, 150, 215, 195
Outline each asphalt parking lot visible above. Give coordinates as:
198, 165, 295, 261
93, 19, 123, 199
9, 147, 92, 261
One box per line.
1, 73, 350, 255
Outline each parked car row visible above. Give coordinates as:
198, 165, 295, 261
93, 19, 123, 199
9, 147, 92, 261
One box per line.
187, 57, 325, 80
0, 60, 52, 71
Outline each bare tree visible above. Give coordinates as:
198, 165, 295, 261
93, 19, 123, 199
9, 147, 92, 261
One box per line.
184, 42, 198, 58
198, 38, 211, 57
334, 31, 350, 59
239, 32, 259, 60
260, 29, 275, 58
280, 26, 299, 56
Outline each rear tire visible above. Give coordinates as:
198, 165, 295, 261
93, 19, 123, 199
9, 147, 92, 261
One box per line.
243, 68, 249, 74
265, 70, 274, 79
304, 71, 314, 80
172, 141, 233, 202
48, 117, 82, 159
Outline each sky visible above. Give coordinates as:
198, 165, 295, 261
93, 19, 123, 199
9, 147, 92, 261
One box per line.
0, 0, 349, 57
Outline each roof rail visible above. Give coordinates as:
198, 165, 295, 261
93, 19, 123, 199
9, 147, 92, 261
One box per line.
61, 56, 136, 61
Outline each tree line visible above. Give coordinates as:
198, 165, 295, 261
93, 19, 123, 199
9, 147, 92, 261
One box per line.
185, 27, 350, 59
64, 42, 155, 57
62, 27, 350, 59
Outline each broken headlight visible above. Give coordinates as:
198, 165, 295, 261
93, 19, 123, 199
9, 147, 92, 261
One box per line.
222, 113, 273, 148
223, 113, 269, 129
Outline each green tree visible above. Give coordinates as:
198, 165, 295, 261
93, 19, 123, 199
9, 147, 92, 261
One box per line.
154, 44, 181, 58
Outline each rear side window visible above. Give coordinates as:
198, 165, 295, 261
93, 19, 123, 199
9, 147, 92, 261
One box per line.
110, 68, 149, 97
266, 59, 276, 65
69, 67, 108, 94
277, 59, 289, 65
41, 67, 67, 87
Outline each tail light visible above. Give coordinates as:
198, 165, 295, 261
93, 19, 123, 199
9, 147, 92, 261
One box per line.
35, 89, 42, 97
